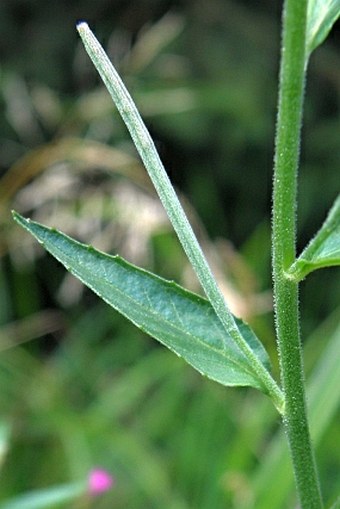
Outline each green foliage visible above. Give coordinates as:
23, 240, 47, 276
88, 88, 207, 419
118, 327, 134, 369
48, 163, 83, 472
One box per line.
328, 498, 340, 509
1, 1, 339, 508
0, 483, 85, 509
307, 0, 340, 57
288, 194, 340, 280
12, 212, 271, 392
240, 311, 340, 508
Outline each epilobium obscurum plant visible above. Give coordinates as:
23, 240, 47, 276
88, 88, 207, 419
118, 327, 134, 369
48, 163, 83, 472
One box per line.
12, 1, 340, 508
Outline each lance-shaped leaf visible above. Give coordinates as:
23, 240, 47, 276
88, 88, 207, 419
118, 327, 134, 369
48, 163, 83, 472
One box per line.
306, 0, 340, 57
288, 194, 340, 281
13, 212, 271, 392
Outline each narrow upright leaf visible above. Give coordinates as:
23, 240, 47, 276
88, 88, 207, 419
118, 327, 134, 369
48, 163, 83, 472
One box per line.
76, 23, 284, 411
288, 194, 340, 281
13, 212, 274, 394
306, 0, 340, 56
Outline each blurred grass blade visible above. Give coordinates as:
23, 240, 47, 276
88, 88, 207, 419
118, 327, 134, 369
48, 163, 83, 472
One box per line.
13, 212, 272, 392
288, 194, 340, 281
241, 313, 340, 509
0, 482, 85, 509
0, 421, 10, 469
328, 497, 340, 509
307, 0, 340, 56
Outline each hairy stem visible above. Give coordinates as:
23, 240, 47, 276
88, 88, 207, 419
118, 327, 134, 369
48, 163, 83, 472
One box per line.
272, 0, 323, 507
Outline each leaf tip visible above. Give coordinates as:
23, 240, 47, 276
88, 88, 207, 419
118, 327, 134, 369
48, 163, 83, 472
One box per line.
12, 210, 29, 226
76, 20, 89, 34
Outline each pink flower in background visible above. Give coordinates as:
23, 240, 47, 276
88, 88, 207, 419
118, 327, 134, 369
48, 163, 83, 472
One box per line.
88, 468, 114, 495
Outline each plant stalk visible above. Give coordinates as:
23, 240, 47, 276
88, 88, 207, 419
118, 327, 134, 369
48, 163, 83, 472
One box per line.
272, 0, 323, 507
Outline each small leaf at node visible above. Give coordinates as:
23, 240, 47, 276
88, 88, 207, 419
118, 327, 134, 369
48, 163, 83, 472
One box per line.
288, 194, 340, 281
306, 0, 340, 57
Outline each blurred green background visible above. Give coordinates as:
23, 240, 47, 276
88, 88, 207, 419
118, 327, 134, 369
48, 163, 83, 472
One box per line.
0, 1, 339, 508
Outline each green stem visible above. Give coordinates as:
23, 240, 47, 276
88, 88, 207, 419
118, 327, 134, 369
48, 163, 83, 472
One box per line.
272, 1, 323, 507
77, 22, 284, 412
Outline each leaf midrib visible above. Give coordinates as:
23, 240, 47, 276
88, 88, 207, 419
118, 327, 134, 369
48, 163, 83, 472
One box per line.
55, 241, 260, 383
